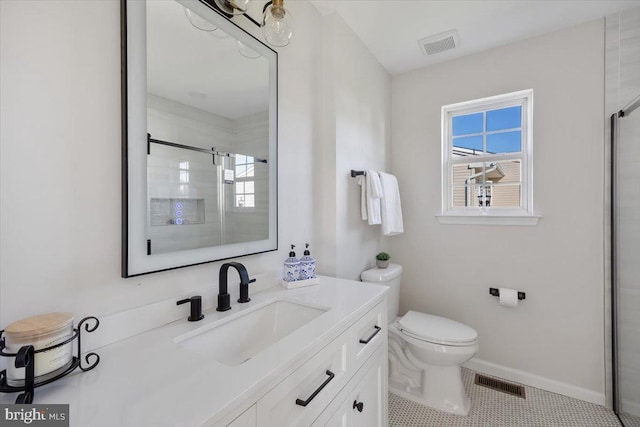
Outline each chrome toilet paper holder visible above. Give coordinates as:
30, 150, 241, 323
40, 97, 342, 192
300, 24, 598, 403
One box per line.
489, 288, 526, 300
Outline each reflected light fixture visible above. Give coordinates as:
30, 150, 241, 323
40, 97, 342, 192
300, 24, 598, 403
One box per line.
185, 6, 261, 58
236, 41, 262, 59
185, 8, 229, 38
184, 8, 217, 31
210, 0, 294, 48
213, 0, 251, 15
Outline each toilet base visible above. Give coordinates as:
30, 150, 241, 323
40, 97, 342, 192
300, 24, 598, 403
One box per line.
388, 324, 474, 416
389, 364, 471, 416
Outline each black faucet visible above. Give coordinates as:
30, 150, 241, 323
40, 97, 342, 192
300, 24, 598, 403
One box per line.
177, 295, 204, 321
217, 262, 256, 312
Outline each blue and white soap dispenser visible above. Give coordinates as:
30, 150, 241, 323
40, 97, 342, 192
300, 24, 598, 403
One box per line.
283, 244, 300, 282
299, 243, 316, 280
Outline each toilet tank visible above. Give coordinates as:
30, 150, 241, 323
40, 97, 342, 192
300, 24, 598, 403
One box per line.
361, 264, 402, 321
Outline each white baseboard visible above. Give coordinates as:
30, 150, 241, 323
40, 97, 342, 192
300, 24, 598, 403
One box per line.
463, 358, 605, 406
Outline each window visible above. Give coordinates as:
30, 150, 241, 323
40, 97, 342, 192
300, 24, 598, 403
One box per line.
439, 89, 538, 225
234, 154, 255, 208
178, 161, 190, 194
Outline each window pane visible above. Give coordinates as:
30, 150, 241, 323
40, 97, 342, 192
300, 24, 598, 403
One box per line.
474, 184, 493, 207
452, 185, 485, 207
452, 185, 468, 207
453, 135, 483, 153
452, 112, 483, 136
236, 165, 247, 177
235, 182, 244, 193
486, 106, 521, 131
452, 164, 477, 189
246, 164, 254, 177
235, 195, 245, 207
493, 160, 521, 183
244, 195, 255, 207
236, 154, 246, 164
487, 131, 521, 154
246, 156, 253, 163
453, 162, 495, 185
244, 181, 254, 193
489, 183, 521, 208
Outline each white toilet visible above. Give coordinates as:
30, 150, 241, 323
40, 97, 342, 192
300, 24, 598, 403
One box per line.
361, 264, 478, 416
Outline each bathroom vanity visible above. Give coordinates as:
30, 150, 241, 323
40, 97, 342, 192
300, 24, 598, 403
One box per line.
0, 277, 388, 427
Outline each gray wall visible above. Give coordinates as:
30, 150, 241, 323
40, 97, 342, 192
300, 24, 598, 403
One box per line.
391, 20, 606, 403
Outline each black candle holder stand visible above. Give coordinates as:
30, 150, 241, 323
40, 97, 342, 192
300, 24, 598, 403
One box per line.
0, 316, 100, 404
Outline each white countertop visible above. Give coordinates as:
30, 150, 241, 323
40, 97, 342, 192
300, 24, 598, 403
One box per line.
1, 276, 388, 427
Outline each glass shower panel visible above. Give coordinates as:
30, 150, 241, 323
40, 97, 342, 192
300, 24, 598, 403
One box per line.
147, 143, 223, 254
615, 99, 640, 427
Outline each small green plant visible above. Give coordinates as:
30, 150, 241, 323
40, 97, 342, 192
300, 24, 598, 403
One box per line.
376, 252, 390, 261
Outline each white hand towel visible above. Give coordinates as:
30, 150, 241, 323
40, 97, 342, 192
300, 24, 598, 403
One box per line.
355, 175, 367, 221
379, 172, 404, 236
366, 170, 383, 225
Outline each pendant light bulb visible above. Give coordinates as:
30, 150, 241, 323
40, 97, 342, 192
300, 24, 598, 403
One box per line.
263, 0, 293, 47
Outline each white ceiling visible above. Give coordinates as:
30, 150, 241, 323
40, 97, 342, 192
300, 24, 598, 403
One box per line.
310, 0, 640, 75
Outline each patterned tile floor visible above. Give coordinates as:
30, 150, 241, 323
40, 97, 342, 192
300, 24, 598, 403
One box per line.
389, 368, 622, 427
619, 413, 640, 427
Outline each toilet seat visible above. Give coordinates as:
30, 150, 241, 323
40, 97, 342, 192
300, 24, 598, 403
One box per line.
397, 311, 478, 346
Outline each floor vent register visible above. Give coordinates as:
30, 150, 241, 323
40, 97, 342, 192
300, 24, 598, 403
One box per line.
474, 373, 526, 399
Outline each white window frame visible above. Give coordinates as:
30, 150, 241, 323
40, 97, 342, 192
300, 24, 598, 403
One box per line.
437, 89, 540, 225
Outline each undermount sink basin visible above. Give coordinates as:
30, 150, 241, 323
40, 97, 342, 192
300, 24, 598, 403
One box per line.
174, 300, 328, 366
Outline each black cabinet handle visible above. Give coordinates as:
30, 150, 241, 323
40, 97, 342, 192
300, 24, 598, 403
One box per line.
295, 370, 335, 407
359, 325, 382, 344
353, 400, 364, 412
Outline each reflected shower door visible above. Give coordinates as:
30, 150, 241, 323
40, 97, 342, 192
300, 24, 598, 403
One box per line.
147, 143, 223, 254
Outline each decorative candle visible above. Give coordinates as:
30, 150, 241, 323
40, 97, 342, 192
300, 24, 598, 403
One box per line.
4, 312, 74, 386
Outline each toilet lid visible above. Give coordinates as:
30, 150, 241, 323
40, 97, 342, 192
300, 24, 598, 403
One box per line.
398, 311, 477, 345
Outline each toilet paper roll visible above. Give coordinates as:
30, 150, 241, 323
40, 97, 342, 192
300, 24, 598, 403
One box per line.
499, 288, 518, 308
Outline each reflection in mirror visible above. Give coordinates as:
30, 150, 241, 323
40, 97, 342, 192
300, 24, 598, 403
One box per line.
122, 0, 277, 276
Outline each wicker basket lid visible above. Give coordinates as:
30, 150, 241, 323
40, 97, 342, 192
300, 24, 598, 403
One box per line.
4, 312, 73, 339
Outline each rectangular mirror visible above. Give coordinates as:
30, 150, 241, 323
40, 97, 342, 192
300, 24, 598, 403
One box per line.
121, 0, 278, 277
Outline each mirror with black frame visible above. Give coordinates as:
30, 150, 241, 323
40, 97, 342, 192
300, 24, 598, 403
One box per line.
121, 0, 278, 277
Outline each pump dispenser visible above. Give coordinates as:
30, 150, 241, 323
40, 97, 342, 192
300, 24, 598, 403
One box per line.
283, 244, 300, 282
299, 243, 316, 280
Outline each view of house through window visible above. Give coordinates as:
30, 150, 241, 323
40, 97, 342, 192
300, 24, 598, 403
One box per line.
442, 90, 533, 216
234, 154, 255, 208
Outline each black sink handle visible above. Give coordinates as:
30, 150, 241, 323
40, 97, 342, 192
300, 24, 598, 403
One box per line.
295, 370, 335, 407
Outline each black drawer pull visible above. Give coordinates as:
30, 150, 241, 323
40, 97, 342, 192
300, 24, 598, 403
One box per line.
295, 370, 335, 407
359, 325, 382, 344
353, 400, 364, 412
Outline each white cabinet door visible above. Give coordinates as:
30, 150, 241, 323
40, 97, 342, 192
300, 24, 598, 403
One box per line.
323, 398, 351, 427
351, 348, 386, 427
318, 346, 387, 427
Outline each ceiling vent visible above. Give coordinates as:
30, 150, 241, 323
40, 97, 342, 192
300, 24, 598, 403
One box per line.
418, 29, 459, 56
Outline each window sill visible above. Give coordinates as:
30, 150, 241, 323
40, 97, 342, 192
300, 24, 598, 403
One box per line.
436, 213, 541, 226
